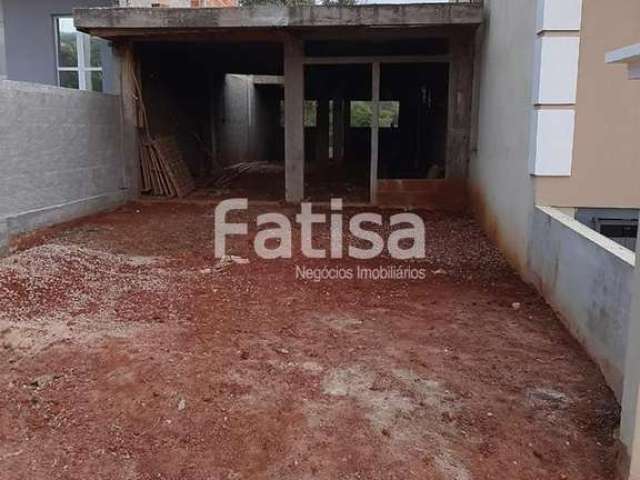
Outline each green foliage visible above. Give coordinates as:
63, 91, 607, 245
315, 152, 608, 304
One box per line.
350, 101, 372, 128
350, 101, 400, 128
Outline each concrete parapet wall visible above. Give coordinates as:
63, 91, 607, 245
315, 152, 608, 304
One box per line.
0, 80, 128, 247
528, 206, 635, 399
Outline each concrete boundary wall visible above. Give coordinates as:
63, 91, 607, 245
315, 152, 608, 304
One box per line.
0, 80, 128, 254
528, 206, 635, 399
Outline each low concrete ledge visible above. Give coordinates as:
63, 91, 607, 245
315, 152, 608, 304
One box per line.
529, 206, 635, 399
74, 3, 484, 35
537, 205, 635, 266
5, 192, 129, 236
0, 192, 129, 257
0, 78, 119, 98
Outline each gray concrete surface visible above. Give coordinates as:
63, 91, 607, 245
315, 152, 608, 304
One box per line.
284, 35, 304, 203
74, 3, 483, 33
620, 218, 640, 478
217, 74, 253, 166
470, 0, 537, 276
3, 0, 114, 90
0, 80, 128, 246
528, 206, 635, 400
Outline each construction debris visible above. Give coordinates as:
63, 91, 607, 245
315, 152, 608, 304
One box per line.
214, 162, 284, 189
139, 136, 195, 198
126, 54, 194, 198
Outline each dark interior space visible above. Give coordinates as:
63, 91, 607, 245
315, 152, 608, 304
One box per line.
304, 63, 372, 202
139, 43, 213, 179
134, 36, 451, 203
379, 62, 449, 179
137, 41, 286, 201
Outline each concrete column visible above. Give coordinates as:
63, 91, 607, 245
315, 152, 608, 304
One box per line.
284, 35, 305, 203
620, 220, 640, 479
446, 35, 474, 179
333, 98, 345, 165
370, 62, 380, 204
116, 43, 140, 197
316, 98, 330, 166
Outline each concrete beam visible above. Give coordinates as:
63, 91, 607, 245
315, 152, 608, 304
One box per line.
74, 4, 483, 36
284, 35, 304, 203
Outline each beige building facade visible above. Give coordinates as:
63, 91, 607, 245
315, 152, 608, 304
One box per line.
535, 0, 640, 209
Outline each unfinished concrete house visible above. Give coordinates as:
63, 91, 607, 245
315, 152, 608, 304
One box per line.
66, 2, 479, 209
1, 0, 640, 479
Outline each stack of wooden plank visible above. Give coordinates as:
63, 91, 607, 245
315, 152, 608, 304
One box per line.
139, 136, 195, 198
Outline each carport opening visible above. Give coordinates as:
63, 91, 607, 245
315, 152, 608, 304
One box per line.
137, 41, 285, 201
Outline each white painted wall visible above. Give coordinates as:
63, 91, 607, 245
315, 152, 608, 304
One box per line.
529, 109, 575, 176
470, 0, 538, 274
529, 0, 582, 178
536, 0, 582, 32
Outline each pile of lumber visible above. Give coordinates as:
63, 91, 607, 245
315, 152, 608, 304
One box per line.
139, 136, 195, 198
125, 53, 194, 198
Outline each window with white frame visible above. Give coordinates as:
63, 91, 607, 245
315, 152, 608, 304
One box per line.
55, 16, 106, 92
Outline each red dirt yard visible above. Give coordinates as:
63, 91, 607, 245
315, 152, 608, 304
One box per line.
0, 201, 619, 480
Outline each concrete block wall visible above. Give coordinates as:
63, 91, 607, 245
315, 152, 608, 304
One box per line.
0, 80, 129, 250
528, 206, 635, 400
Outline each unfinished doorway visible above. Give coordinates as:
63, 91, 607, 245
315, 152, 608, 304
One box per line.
304, 63, 372, 203
378, 62, 449, 180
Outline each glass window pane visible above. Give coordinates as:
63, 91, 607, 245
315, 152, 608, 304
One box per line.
59, 70, 79, 89
86, 70, 104, 93
56, 17, 78, 68
81, 34, 105, 69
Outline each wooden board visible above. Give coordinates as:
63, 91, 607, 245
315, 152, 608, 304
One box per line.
153, 136, 195, 198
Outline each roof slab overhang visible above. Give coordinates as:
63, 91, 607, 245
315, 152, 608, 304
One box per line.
73, 3, 484, 41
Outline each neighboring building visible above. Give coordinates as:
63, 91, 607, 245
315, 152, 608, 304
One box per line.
2, 0, 116, 93
0, 0, 7, 79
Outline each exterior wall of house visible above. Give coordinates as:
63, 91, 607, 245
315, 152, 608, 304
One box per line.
0, 80, 128, 254
3, 0, 115, 91
535, 0, 640, 208
0, 0, 7, 79
470, 0, 538, 275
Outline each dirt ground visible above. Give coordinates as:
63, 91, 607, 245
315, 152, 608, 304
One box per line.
0, 201, 619, 480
